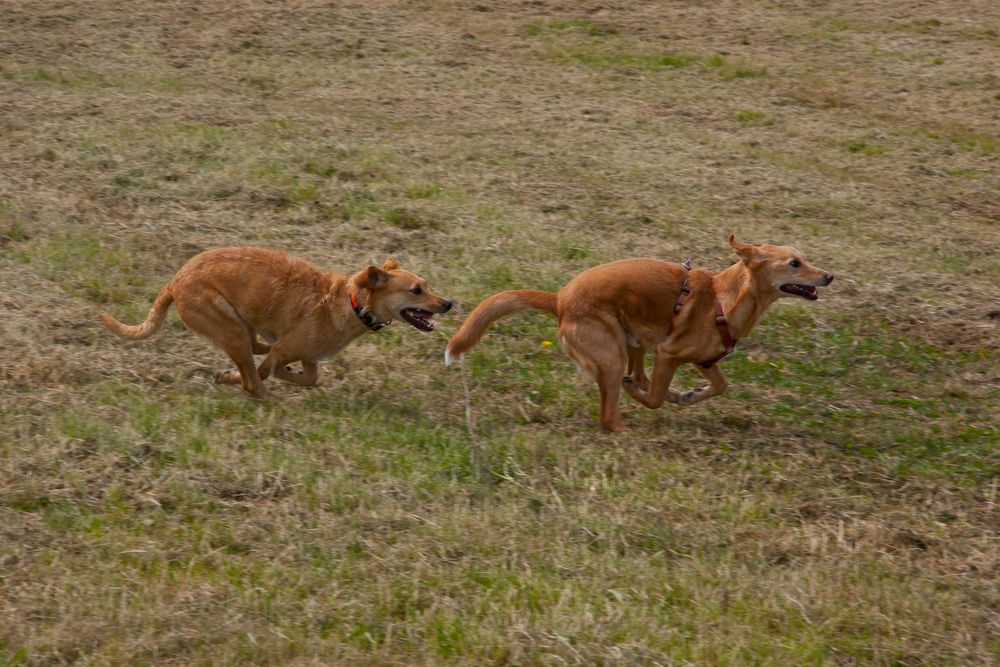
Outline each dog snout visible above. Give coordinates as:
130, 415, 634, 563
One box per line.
822, 273, 834, 286
441, 299, 452, 313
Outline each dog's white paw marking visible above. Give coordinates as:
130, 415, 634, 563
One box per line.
444, 348, 455, 367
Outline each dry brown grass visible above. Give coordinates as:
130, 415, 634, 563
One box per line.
1, 1, 998, 665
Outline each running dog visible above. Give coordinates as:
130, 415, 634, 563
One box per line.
445, 236, 833, 431
101, 247, 452, 397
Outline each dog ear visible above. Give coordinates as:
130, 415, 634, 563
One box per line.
729, 234, 757, 262
357, 265, 389, 289
382, 257, 399, 271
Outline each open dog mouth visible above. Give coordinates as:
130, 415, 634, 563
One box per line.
400, 308, 435, 331
780, 284, 819, 300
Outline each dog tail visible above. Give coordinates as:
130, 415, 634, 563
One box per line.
99, 284, 174, 341
445, 290, 557, 366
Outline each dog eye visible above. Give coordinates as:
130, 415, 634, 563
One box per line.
410, 286, 423, 295
789, 259, 801, 268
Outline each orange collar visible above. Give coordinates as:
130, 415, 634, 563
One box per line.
350, 291, 389, 331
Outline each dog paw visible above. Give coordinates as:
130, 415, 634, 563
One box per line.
213, 369, 241, 385
676, 390, 697, 405
245, 387, 270, 400
623, 376, 652, 392
622, 378, 646, 399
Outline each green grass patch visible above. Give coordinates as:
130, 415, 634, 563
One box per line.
944, 168, 983, 180
404, 183, 445, 200
0, 649, 28, 667
14, 64, 195, 94
559, 50, 700, 71
942, 128, 1000, 156
925, 127, 1000, 156
24, 233, 150, 305
845, 140, 888, 156
722, 311, 997, 483
0, 200, 31, 241
66, 121, 397, 208
524, 19, 619, 38
734, 109, 774, 127
385, 207, 439, 229
704, 54, 769, 79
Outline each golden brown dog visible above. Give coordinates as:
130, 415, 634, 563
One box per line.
101, 247, 451, 397
446, 236, 833, 431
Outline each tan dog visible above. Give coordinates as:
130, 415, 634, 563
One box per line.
101, 247, 452, 397
446, 236, 833, 431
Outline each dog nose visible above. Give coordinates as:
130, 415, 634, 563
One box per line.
823, 273, 834, 285
441, 299, 452, 312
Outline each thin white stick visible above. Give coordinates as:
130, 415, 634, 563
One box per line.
459, 356, 482, 477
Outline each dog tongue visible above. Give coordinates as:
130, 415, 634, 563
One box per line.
781, 284, 818, 299
403, 308, 434, 330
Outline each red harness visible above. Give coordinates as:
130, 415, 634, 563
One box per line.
673, 260, 738, 369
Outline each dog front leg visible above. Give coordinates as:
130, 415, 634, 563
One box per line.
256, 330, 312, 384
623, 350, 683, 409
676, 364, 729, 406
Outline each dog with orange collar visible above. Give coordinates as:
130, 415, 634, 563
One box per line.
101, 248, 452, 398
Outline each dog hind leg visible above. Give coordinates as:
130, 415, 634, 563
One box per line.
175, 291, 267, 398
216, 328, 268, 384
625, 343, 650, 391
252, 336, 271, 355
560, 319, 627, 432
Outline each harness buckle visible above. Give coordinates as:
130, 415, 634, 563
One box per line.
675, 259, 692, 314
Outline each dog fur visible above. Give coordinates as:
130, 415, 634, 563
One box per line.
100, 246, 451, 397
446, 236, 833, 431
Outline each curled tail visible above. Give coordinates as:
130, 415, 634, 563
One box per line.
99, 284, 174, 341
445, 290, 557, 366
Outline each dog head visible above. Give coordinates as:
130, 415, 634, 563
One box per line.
351, 257, 452, 331
729, 235, 834, 300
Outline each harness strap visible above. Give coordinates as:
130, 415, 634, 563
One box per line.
696, 302, 737, 369
351, 291, 390, 331
671, 260, 738, 369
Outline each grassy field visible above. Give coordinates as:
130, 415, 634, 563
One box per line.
1, 1, 998, 664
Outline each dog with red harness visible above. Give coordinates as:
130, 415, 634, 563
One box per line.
446, 236, 834, 431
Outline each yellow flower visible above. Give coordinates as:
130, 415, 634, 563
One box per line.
542, 340, 553, 348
